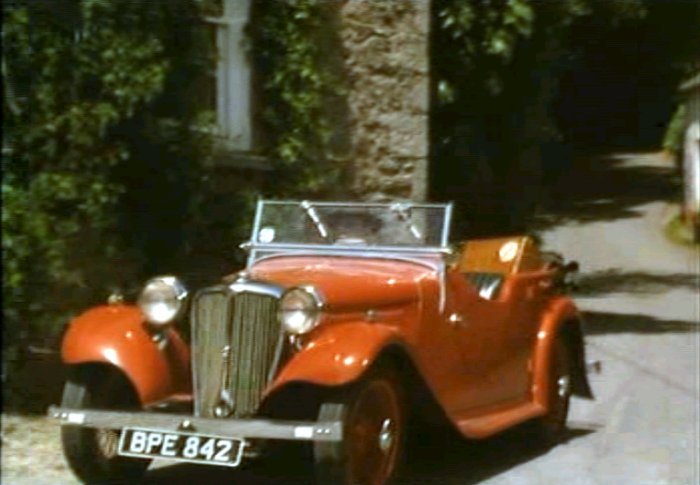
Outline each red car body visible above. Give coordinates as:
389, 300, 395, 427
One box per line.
52, 201, 592, 485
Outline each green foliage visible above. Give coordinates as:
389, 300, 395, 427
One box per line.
432, 0, 647, 235
663, 104, 686, 160
2, 0, 213, 368
437, 0, 535, 74
251, 0, 339, 196
434, 0, 646, 124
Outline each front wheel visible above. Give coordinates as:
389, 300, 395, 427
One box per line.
314, 371, 405, 485
61, 365, 151, 484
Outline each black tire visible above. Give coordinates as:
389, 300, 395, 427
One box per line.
533, 336, 572, 445
61, 365, 150, 484
314, 371, 405, 485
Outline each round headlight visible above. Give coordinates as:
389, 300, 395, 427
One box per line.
137, 276, 188, 326
279, 286, 323, 335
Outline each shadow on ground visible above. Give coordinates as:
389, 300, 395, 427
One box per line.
139, 425, 594, 485
583, 311, 698, 335
575, 269, 698, 296
535, 152, 680, 229
3, 349, 66, 415
398, 425, 593, 485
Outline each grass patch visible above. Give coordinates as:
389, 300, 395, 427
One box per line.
664, 210, 700, 247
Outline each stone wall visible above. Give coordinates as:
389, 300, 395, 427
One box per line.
334, 0, 430, 202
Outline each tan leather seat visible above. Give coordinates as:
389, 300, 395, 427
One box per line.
458, 236, 542, 300
458, 236, 542, 275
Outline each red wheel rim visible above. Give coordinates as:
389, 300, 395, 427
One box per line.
345, 379, 402, 485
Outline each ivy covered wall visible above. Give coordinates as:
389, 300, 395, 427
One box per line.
251, 0, 431, 202
2, 0, 214, 378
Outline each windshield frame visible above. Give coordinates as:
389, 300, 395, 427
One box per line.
244, 200, 453, 268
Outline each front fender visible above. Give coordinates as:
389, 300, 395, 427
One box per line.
532, 297, 594, 409
62, 305, 191, 405
266, 322, 405, 395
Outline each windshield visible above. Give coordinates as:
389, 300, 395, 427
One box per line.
248, 200, 452, 254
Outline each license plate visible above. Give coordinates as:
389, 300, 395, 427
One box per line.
118, 428, 244, 467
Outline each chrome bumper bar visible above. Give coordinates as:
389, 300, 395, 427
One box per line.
48, 406, 342, 442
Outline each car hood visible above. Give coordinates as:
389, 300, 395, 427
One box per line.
250, 255, 438, 311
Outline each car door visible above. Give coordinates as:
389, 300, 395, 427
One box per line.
499, 273, 550, 400
444, 270, 518, 411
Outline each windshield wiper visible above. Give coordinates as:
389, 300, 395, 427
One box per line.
390, 203, 423, 241
300, 200, 331, 242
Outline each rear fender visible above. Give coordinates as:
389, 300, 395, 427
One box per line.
61, 305, 191, 405
266, 322, 406, 395
532, 297, 594, 409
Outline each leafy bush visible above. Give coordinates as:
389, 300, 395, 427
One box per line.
2, 0, 212, 376
663, 104, 687, 162
251, 0, 340, 197
431, 0, 647, 236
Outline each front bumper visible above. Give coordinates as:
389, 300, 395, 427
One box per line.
48, 405, 342, 442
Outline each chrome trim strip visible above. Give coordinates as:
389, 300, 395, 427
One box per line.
251, 251, 444, 274
48, 406, 342, 442
250, 242, 449, 253
228, 280, 285, 298
251, 199, 265, 241
438, 261, 447, 313
247, 199, 265, 267
260, 200, 450, 209
442, 202, 453, 247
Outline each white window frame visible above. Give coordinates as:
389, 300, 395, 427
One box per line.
204, 0, 253, 152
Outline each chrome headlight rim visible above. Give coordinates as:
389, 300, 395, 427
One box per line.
137, 275, 188, 327
279, 285, 324, 335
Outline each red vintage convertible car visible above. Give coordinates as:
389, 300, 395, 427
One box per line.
49, 200, 592, 485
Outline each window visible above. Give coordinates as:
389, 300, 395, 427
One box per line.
204, 0, 253, 152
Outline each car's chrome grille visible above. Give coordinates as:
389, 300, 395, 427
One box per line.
192, 285, 282, 418
192, 290, 229, 417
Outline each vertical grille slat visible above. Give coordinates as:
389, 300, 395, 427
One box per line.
193, 291, 228, 417
192, 285, 282, 418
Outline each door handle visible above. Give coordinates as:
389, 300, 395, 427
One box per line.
449, 313, 467, 327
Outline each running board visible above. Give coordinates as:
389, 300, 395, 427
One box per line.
455, 401, 545, 439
